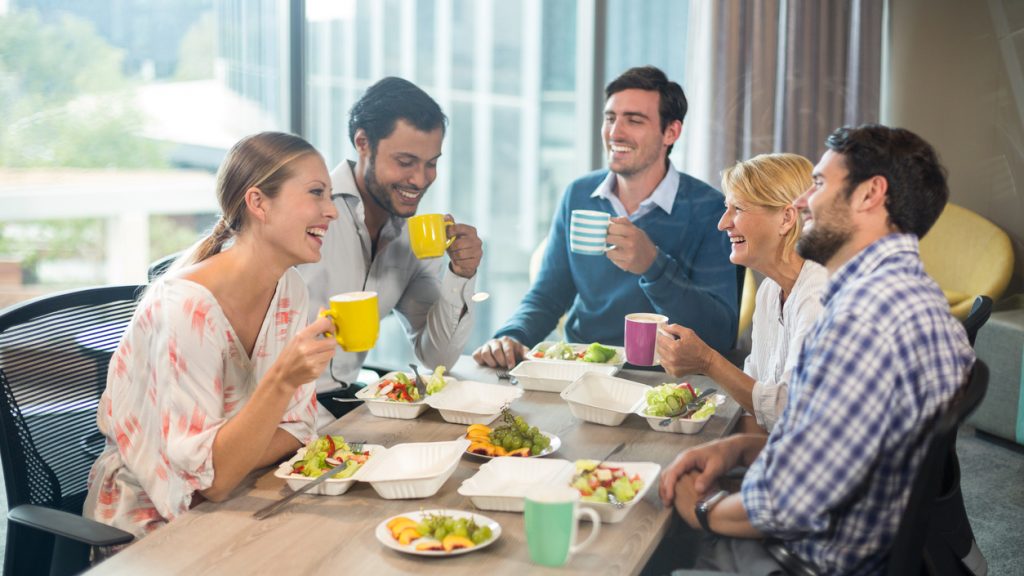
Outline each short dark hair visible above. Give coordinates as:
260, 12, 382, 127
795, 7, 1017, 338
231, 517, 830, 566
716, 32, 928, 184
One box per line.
605, 66, 688, 156
826, 124, 949, 238
348, 77, 448, 151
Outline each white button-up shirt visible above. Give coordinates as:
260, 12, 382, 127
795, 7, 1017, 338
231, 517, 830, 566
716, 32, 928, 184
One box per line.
297, 161, 476, 392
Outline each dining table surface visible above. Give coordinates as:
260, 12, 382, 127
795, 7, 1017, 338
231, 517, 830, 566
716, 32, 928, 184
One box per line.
86, 355, 741, 576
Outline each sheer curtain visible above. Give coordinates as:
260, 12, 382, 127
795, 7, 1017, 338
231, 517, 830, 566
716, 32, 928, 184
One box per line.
678, 0, 884, 184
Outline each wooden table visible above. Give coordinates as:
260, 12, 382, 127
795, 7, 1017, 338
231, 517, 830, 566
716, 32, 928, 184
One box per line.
88, 357, 739, 576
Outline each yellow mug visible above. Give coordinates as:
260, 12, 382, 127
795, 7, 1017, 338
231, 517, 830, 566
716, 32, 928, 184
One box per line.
317, 291, 379, 352
408, 213, 455, 259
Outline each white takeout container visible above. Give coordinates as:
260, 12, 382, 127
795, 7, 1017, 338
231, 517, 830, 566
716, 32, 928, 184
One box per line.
635, 394, 726, 434
458, 457, 660, 523
527, 341, 626, 368
424, 380, 523, 425
509, 360, 619, 393
575, 461, 661, 524
355, 371, 456, 419
559, 373, 649, 426
457, 458, 572, 512
274, 444, 386, 496
357, 439, 470, 499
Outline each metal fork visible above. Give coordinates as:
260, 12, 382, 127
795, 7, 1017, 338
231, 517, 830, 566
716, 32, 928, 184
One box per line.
253, 441, 365, 520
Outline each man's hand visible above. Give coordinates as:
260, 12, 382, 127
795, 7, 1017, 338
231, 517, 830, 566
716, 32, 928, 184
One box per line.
446, 216, 483, 278
473, 336, 529, 369
659, 438, 741, 506
605, 216, 658, 274
656, 323, 715, 376
674, 471, 718, 529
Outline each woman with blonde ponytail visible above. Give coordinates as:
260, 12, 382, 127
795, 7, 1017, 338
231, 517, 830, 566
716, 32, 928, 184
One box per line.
85, 132, 339, 541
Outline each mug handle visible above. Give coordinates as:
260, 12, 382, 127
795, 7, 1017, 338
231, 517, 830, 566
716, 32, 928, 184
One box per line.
569, 507, 601, 555
317, 309, 342, 345
443, 220, 456, 249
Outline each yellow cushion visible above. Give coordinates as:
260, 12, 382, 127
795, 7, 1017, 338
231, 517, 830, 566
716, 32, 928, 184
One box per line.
919, 204, 1014, 320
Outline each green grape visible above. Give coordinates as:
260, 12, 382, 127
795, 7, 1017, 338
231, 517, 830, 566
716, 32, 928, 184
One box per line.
530, 443, 542, 455
479, 526, 493, 540
417, 521, 431, 534
453, 525, 469, 538
509, 437, 522, 450
502, 436, 516, 450
471, 530, 487, 544
528, 426, 539, 437
435, 526, 448, 540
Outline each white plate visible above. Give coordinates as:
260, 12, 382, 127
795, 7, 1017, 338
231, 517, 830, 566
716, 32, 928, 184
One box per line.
375, 509, 501, 557
464, 431, 561, 460
273, 444, 386, 496
526, 341, 626, 367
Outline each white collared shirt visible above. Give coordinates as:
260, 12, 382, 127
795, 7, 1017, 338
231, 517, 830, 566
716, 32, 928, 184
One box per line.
297, 161, 476, 393
589, 164, 681, 219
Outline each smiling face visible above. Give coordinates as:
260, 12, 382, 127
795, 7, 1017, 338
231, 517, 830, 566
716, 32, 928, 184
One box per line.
718, 194, 787, 272
602, 89, 679, 178
795, 150, 856, 267
359, 119, 443, 218
260, 153, 337, 266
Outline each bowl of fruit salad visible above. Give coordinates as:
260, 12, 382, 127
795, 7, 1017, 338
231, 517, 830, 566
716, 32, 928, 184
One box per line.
274, 435, 383, 495
570, 459, 661, 523
355, 367, 453, 419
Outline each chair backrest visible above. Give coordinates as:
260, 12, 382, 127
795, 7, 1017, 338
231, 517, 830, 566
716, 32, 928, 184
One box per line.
961, 295, 993, 347
0, 285, 143, 517
886, 360, 989, 576
147, 251, 180, 282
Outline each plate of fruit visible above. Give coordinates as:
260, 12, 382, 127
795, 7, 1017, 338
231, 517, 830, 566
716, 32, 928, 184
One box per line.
463, 409, 558, 458
376, 509, 501, 556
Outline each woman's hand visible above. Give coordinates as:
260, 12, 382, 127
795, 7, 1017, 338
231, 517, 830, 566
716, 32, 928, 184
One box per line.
656, 323, 715, 376
270, 315, 336, 389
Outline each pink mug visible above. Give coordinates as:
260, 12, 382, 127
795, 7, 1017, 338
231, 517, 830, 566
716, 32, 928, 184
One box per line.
624, 313, 669, 366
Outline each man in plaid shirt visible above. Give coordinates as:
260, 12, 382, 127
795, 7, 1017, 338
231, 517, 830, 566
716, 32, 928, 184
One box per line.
659, 124, 975, 575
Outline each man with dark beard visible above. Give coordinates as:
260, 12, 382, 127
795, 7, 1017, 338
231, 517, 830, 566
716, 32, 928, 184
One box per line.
299, 77, 483, 420
657, 125, 974, 574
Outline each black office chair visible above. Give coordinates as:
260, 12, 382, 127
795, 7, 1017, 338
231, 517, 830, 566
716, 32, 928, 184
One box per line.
146, 252, 181, 282
765, 361, 989, 576
961, 296, 993, 347
0, 285, 142, 575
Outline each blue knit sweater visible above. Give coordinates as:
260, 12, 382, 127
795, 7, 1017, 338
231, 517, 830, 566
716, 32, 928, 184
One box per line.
495, 169, 739, 353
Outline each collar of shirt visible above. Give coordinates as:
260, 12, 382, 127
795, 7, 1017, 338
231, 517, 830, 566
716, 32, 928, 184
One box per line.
590, 163, 680, 220
822, 233, 920, 306
332, 160, 406, 260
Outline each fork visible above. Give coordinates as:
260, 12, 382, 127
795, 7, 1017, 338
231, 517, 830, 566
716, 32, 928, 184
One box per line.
495, 368, 510, 381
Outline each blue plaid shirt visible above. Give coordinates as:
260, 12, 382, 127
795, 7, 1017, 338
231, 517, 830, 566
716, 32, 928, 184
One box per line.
741, 233, 974, 575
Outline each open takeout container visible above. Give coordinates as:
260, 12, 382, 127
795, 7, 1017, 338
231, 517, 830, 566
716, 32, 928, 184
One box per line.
635, 394, 726, 434
273, 444, 386, 496
354, 371, 456, 419
423, 380, 523, 425
357, 439, 470, 499
508, 360, 619, 393
559, 372, 649, 426
457, 457, 660, 523
526, 341, 626, 367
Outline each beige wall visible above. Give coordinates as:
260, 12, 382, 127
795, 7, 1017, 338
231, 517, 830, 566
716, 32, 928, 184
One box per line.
887, 0, 1024, 296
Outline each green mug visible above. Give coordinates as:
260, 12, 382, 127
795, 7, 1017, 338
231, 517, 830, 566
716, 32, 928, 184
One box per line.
524, 485, 601, 567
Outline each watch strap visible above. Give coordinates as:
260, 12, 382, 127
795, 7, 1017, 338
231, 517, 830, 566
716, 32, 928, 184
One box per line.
695, 489, 729, 535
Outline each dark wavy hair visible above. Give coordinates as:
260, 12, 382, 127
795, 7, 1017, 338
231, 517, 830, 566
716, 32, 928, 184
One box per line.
605, 66, 688, 157
348, 77, 448, 152
826, 124, 949, 238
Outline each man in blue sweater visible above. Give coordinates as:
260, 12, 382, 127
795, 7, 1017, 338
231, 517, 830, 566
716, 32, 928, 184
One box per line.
474, 66, 737, 368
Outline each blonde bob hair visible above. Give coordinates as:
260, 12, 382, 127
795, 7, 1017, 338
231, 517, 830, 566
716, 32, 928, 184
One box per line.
720, 153, 813, 262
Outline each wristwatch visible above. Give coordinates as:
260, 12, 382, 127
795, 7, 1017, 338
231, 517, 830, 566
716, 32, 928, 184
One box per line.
695, 490, 729, 535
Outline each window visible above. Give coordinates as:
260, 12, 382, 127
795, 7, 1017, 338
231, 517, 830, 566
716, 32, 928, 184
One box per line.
1, 0, 692, 369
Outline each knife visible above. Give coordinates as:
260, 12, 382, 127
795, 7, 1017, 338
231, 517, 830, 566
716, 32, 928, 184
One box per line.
254, 460, 353, 520
658, 388, 718, 426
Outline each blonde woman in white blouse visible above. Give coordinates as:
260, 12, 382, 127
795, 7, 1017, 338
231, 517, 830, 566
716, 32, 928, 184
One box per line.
656, 153, 826, 433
